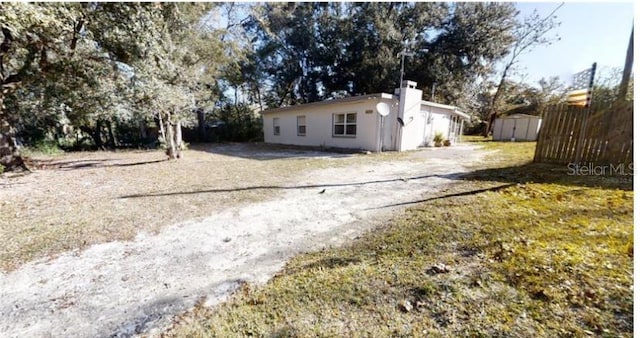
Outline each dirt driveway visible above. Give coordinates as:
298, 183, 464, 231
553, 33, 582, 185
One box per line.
0, 143, 487, 337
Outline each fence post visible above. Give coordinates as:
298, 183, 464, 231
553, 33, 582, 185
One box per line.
573, 63, 597, 165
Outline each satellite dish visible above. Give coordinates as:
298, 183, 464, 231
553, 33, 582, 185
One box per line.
375, 102, 390, 116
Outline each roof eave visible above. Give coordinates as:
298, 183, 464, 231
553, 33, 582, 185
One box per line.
420, 100, 470, 120
420, 100, 457, 110
261, 93, 395, 115
453, 110, 471, 121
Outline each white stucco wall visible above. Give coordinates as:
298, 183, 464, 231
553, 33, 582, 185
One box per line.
262, 99, 396, 151
261, 81, 469, 152
415, 105, 460, 145
397, 86, 426, 151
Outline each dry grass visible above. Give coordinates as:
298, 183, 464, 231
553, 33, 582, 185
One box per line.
0, 143, 406, 272
162, 141, 633, 337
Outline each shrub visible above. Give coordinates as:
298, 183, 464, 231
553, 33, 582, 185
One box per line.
35, 140, 62, 154
22, 140, 62, 156
433, 132, 444, 147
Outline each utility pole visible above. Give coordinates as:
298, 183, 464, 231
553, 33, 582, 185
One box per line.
431, 82, 437, 101
398, 49, 414, 89
618, 25, 633, 101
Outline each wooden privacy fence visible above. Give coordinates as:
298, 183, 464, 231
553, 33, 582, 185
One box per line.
534, 100, 633, 165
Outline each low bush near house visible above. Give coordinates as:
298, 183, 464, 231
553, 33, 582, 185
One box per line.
433, 132, 444, 147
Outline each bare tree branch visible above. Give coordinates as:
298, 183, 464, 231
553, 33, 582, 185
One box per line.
483, 3, 563, 137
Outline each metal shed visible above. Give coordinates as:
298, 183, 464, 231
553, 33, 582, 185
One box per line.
492, 114, 542, 141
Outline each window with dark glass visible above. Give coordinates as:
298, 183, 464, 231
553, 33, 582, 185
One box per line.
333, 113, 356, 136
297, 115, 306, 136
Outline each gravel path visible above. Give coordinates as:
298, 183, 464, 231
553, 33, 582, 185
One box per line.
0, 144, 486, 337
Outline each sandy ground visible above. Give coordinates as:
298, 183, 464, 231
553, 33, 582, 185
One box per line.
0, 144, 487, 337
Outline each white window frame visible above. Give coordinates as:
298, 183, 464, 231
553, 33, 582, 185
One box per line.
333, 112, 357, 137
297, 115, 306, 136
273, 117, 280, 135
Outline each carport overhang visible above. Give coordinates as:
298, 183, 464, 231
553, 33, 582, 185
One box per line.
452, 109, 471, 121
420, 100, 470, 121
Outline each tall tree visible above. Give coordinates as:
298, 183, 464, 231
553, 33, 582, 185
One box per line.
0, 2, 233, 167
411, 2, 517, 107
589, 66, 633, 104
483, 4, 562, 137
245, 2, 517, 110
1, 3, 89, 170
245, 3, 330, 106
327, 2, 450, 96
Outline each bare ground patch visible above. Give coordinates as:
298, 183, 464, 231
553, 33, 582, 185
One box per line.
1, 143, 404, 272
0, 143, 481, 337
161, 142, 633, 338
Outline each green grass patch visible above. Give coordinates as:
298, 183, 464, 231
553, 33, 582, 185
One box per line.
165, 142, 633, 337
461, 134, 491, 143
21, 140, 64, 157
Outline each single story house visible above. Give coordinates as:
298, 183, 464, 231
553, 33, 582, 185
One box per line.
261, 80, 470, 152
492, 113, 542, 141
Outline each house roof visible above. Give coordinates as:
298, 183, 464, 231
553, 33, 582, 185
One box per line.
260, 93, 471, 121
421, 100, 456, 110
261, 93, 395, 114
420, 100, 471, 120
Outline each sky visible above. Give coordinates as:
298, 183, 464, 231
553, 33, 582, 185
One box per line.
512, 2, 634, 87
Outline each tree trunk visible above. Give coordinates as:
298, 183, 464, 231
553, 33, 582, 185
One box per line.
0, 122, 28, 172
174, 119, 183, 159
106, 119, 117, 149
0, 29, 30, 172
256, 85, 264, 112
0, 80, 28, 172
197, 109, 206, 141
158, 112, 166, 145
483, 64, 512, 137
165, 114, 177, 159
94, 119, 104, 150
139, 119, 148, 140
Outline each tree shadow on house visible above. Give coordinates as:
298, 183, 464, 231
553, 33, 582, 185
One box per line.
189, 142, 359, 161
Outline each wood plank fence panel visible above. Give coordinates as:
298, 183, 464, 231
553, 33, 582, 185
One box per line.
534, 100, 633, 166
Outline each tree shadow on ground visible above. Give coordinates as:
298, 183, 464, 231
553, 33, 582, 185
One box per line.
24, 158, 167, 171
189, 142, 358, 161
119, 174, 440, 199
110, 279, 244, 337
371, 183, 518, 209
461, 162, 633, 191
371, 162, 632, 209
